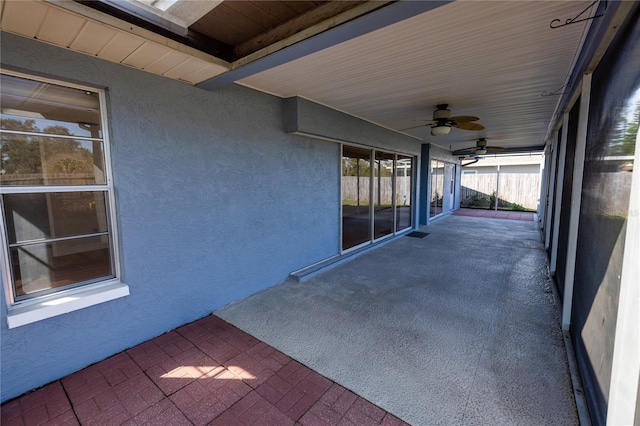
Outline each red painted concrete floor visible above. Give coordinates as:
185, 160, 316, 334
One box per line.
453, 207, 535, 221
2, 315, 408, 426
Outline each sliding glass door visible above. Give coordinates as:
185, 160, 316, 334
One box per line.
342, 146, 372, 250
396, 155, 412, 231
374, 151, 394, 239
342, 146, 414, 251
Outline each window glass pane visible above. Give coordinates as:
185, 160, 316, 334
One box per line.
430, 160, 444, 217
342, 146, 371, 250
10, 235, 112, 298
374, 151, 394, 239
0, 74, 102, 138
3, 192, 108, 243
396, 155, 412, 229
0, 133, 105, 186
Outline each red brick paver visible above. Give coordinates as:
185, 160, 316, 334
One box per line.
1, 315, 410, 426
1, 381, 78, 426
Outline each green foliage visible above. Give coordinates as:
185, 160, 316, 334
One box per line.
1, 119, 94, 180
511, 203, 527, 211
609, 101, 639, 156
461, 193, 489, 208
342, 157, 394, 177
489, 191, 496, 209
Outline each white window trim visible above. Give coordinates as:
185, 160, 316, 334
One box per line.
1, 69, 128, 328
6, 279, 129, 328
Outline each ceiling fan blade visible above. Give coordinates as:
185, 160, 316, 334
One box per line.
414, 119, 436, 124
399, 124, 429, 131
455, 122, 485, 131
485, 146, 506, 151
452, 147, 478, 155
450, 115, 480, 123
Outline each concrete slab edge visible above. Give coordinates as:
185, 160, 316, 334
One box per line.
563, 330, 593, 426
549, 272, 592, 426
290, 230, 412, 282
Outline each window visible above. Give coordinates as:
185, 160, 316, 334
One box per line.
1, 71, 126, 326
430, 160, 444, 218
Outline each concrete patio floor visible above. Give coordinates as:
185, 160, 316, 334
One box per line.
217, 215, 578, 425
2, 214, 578, 425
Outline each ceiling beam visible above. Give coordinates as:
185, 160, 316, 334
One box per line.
197, 0, 453, 91
233, 1, 391, 60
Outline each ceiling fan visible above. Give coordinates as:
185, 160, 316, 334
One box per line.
453, 138, 506, 156
400, 104, 484, 136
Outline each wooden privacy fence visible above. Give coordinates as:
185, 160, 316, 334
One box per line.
342, 176, 411, 206
461, 172, 540, 210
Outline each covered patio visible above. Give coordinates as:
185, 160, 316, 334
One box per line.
1, 1, 638, 424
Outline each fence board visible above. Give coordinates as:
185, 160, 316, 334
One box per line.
461, 172, 540, 210
342, 176, 411, 205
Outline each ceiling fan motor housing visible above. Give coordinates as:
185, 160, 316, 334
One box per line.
433, 104, 451, 120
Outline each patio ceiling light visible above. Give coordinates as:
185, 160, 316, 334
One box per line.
430, 124, 451, 136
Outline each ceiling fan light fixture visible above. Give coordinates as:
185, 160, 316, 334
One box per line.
431, 125, 451, 136
476, 149, 487, 155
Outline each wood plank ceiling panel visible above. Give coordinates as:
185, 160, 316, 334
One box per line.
70, 21, 118, 55
233, 1, 366, 60
190, 3, 261, 45
37, 7, 86, 46
122, 42, 172, 69
181, 64, 228, 85
164, 58, 209, 79
97, 32, 146, 63
144, 50, 191, 75
249, 1, 304, 19
0, 1, 229, 85
1, 0, 48, 37
189, 1, 321, 46
280, 1, 323, 15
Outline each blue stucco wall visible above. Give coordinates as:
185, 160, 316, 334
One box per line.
1, 32, 342, 402
284, 97, 422, 155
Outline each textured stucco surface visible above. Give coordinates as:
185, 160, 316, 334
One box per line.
284, 97, 422, 155
0, 32, 356, 401
218, 216, 579, 425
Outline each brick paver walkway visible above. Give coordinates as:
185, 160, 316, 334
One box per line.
2, 315, 408, 426
453, 207, 534, 221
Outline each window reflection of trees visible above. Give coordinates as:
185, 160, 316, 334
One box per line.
608, 89, 640, 157
1, 118, 101, 186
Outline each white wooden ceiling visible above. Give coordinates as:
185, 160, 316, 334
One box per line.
0, 0, 599, 154
237, 1, 594, 153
